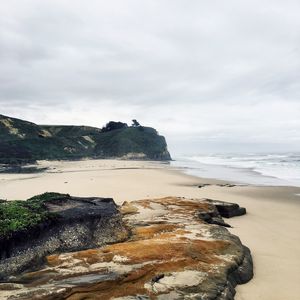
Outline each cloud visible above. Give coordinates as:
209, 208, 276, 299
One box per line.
0, 0, 300, 154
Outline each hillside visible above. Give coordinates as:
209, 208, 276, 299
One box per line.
0, 114, 171, 164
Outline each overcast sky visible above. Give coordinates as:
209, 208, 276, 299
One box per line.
1, 0, 300, 155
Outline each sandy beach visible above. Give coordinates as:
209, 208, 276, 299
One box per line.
0, 159, 300, 300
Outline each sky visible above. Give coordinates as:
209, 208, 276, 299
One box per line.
1, 0, 300, 155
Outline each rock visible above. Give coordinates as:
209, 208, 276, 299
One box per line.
0, 283, 23, 290
1, 196, 253, 300
198, 183, 211, 188
230, 246, 254, 284
203, 198, 247, 218
198, 184, 238, 189
217, 184, 237, 188
0, 165, 47, 174
197, 207, 231, 227
0, 193, 129, 280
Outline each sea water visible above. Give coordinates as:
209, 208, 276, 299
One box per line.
171, 153, 300, 187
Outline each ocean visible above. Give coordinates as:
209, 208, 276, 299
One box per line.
171, 153, 300, 187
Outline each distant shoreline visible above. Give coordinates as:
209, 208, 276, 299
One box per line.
171, 154, 300, 187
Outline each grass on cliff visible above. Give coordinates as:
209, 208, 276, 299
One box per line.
0, 192, 70, 238
1, 113, 170, 163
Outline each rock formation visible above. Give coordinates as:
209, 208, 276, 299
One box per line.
203, 199, 247, 218
0, 195, 253, 300
0, 193, 129, 280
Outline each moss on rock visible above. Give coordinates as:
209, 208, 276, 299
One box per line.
0, 192, 69, 239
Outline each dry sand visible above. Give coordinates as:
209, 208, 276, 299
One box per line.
0, 159, 299, 300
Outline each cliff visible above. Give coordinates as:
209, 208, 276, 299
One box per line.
0, 114, 171, 164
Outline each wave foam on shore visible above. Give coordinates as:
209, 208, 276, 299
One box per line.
172, 153, 300, 187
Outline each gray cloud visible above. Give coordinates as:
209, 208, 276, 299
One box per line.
1, 0, 300, 154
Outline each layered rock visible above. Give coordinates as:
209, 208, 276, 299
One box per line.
0, 194, 129, 280
1, 196, 253, 300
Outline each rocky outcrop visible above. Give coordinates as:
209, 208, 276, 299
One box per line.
0, 194, 129, 280
1, 196, 253, 300
203, 199, 247, 218
0, 164, 47, 173
198, 184, 243, 189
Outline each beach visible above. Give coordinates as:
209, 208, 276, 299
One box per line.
0, 159, 300, 300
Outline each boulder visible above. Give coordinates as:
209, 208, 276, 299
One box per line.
203, 198, 247, 218
0, 193, 129, 280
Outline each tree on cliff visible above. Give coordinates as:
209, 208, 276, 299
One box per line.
101, 121, 128, 132
132, 119, 141, 127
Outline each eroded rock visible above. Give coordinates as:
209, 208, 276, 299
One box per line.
203, 198, 247, 218
0, 194, 129, 280
1, 196, 253, 300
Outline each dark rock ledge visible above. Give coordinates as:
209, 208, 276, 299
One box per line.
198, 184, 247, 189
203, 198, 247, 218
0, 193, 129, 280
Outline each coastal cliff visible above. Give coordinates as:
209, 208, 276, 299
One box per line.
0, 114, 171, 164
0, 194, 253, 299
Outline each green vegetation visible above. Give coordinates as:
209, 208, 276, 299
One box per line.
131, 119, 141, 127
0, 192, 69, 238
101, 121, 128, 132
0, 114, 171, 164
27, 192, 70, 202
